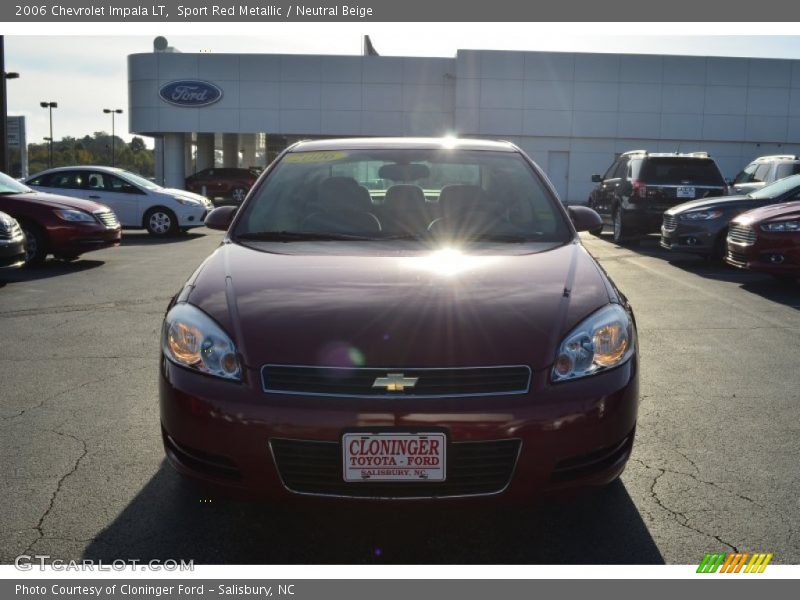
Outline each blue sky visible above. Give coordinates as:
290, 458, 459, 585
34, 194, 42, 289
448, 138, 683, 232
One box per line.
6, 33, 800, 148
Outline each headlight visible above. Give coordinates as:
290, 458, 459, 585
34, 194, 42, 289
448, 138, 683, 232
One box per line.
552, 304, 634, 382
679, 209, 723, 221
761, 219, 800, 232
173, 196, 202, 206
54, 209, 96, 223
0, 213, 13, 231
162, 303, 241, 381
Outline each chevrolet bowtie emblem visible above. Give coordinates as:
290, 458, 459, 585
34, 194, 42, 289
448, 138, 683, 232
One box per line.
372, 373, 419, 392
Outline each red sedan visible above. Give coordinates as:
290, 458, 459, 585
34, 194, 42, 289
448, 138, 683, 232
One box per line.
726, 200, 800, 283
0, 172, 121, 265
160, 138, 638, 503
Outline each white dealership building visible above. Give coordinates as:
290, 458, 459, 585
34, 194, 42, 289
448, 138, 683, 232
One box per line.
128, 43, 800, 203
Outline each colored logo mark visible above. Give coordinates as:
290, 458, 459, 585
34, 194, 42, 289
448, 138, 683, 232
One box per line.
697, 552, 773, 573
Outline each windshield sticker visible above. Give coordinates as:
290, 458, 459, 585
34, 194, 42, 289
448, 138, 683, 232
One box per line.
285, 151, 348, 163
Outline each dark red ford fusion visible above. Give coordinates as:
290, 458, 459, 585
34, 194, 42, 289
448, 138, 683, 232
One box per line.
725, 201, 800, 282
159, 138, 639, 502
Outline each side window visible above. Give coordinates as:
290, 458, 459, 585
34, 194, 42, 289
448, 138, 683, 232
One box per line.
49, 171, 85, 189
613, 158, 629, 180
106, 174, 143, 194
775, 163, 800, 180
733, 163, 758, 184
603, 160, 620, 180
26, 174, 51, 186
753, 163, 771, 182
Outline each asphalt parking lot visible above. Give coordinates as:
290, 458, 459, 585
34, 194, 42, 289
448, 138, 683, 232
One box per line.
1, 229, 799, 565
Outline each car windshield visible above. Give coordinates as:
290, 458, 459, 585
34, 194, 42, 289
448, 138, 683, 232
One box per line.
120, 171, 161, 190
640, 158, 724, 186
749, 173, 800, 200
0, 171, 33, 195
233, 148, 571, 243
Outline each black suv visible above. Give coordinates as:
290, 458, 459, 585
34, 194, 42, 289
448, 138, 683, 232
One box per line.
588, 150, 728, 244
730, 154, 800, 195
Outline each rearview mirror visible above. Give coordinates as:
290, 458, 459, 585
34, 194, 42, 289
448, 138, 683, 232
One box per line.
591, 174, 603, 183
205, 206, 237, 231
567, 205, 603, 232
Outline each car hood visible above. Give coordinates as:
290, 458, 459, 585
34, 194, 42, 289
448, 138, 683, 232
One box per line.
162, 188, 212, 204
6, 191, 112, 213
183, 241, 615, 371
666, 194, 760, 214
733, 200, 800, 225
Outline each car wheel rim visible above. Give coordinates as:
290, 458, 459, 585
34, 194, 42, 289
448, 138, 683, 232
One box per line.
149, 212, 171, 234
233, 189, 245, 202
22, 229, 36, 261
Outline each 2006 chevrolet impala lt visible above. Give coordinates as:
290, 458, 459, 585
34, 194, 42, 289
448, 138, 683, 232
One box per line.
159, 138, 639, 502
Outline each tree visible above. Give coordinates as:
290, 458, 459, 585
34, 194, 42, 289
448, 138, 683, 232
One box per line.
26, 132, 154, 177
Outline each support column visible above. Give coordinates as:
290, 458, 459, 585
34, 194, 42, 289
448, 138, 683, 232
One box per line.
184, 133, 193, 176
222, 133, 239, 168
240, 133, 257, 168
162, 133, 186, 189
153, 137, 164, 186
195, 133, 215, 171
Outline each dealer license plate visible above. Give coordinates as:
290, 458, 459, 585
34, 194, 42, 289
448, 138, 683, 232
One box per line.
342, 432, 446, 482
677, 186, 695, 198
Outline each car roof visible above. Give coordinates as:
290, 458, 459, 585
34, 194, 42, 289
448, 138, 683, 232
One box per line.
288, 137, 518, 153
752, 154, 799, 162
29, 165, 126, 175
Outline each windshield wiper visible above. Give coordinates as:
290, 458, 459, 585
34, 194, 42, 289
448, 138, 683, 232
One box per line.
235, 230, 379, 242
439, 233, 543, 243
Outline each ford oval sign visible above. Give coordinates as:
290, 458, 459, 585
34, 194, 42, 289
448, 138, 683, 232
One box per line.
159, 80, 223, 107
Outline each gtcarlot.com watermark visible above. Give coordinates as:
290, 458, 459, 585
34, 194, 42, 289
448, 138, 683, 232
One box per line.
14, 554, 194, 572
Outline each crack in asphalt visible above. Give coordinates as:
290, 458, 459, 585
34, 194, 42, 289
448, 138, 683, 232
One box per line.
1, 364, 153, 422
633, 458, 740, 552
0, 297, 172, 319
23, 430, 89, 556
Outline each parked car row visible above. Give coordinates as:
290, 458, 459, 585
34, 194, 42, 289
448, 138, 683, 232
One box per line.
184, 167, 259, 205
588, 150, 800, 283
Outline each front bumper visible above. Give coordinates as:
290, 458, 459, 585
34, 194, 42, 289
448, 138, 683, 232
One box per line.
159, 356, 639, 503
176, 205, 211, 228
48, 223, 121, 256
660, 222, 721, 254
0, 235, 26, 268
725, 236, 800, 275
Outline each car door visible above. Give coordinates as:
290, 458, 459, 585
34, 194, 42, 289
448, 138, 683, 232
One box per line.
597, 159, 627, 222
30, 169, 86, 199
82, 171, 142, 226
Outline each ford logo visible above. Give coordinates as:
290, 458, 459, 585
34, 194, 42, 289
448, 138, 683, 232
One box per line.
159, 80, 223, 107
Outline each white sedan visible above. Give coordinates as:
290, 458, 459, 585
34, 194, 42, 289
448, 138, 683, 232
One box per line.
25, 166, 213, 236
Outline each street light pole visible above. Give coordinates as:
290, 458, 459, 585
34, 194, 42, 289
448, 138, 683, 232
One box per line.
40, 101, 57, 169
103, 108, 123, 167
0, 36, 20, 174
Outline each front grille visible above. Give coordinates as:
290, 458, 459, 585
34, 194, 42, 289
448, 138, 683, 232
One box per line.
728, 224, 756, 245
270, 438, 521, 498
662, 214, 677, 231
261, 365, 532, 397
0, 222, 22, 240
94, 210, 120, 229
726, 249, 749, 266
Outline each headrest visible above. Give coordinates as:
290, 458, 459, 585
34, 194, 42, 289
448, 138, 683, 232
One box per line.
438, 184, 487, 219
384, 185, 426, 212
317, 177, 373, 213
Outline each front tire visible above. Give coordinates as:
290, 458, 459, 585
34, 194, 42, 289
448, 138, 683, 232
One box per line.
19, 221, 48, 266
144, 207, 178, 237
612, 208, 638, 246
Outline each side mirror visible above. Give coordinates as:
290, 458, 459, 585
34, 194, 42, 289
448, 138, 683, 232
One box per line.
568, 205, 603, 232
591, 174, 603, 183
205, 205, 237, 231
